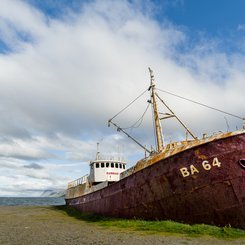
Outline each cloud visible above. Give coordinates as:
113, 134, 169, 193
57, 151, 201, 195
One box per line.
0, 0, 49, 51
237, 24, 245, 31
23, 163, 43, 169
0, 0, 244, 196
0, 138, 51, 160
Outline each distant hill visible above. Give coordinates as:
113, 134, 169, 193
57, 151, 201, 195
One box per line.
40, 189, 66, 197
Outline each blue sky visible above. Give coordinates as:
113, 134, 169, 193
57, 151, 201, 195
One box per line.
0, 0, 244, 196
162, 0, 245, 54
26, 0, 245, 51
164, 0, 245, 32
2, 0, 245, 54
26, 0, 245, 32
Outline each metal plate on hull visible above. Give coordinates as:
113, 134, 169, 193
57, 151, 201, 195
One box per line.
66, 132, 245, 229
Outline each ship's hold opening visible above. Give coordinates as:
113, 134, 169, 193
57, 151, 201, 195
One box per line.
238, 159, 245, 169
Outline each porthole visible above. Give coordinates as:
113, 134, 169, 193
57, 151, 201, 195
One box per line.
238, 159, 245, 169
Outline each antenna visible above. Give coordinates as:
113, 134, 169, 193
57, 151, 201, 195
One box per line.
224, 116, 230, 132
96, 142, 100, 160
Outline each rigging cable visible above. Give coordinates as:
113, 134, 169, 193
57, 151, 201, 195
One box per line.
108, 88, 152, 154
122, 102, 150, 130
156, 88, 244, 120
109, 88, 149, 122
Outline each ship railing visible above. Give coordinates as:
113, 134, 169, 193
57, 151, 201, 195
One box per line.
120, 166, 135, 179
67, 174, 89, 189
94, 154, 125, 162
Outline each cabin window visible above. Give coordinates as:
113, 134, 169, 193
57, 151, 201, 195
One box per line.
96, 163, 100, 168
111, 163, 114, 168
106, 162, 109, 168
123, 164, 125, 169
115, 163, 118, 168
101, 162, 105, 168
119, 163, 122, 169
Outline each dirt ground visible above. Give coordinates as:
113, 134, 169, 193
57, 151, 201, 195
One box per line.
0, 206, 244, 245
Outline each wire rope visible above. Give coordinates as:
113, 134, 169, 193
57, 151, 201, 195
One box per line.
109, 88, 149, 121
122, 102, 150, 130
156, 88, 244, 120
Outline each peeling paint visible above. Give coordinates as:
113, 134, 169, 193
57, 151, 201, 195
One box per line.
66, 130, 245, 229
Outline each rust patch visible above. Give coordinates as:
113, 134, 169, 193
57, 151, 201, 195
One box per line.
66, 130, 245, 229
194, 149, 208, 160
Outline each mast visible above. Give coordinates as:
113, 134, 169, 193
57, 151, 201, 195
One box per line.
108, 68, 200, 154
148, 68, 164, 152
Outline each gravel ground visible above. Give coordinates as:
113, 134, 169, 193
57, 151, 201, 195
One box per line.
0, 206, 244, 245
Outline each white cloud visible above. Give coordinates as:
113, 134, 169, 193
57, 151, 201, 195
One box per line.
0, 0, 48, 50
237, 24, 245, 31
0, 0, 244, 196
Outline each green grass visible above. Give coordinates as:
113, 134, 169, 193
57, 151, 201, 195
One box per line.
55, 205, 245, 239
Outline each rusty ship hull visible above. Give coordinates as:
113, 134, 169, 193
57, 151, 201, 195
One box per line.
66, 130, 245, 229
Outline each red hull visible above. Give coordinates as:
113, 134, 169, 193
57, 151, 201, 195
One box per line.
66, 132, 245, 229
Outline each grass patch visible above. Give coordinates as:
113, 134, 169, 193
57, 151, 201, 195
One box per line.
55, 205, 245, 239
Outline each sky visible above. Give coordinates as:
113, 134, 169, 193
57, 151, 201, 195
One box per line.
0, 0, 244, 197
